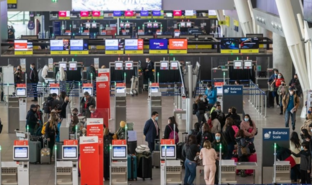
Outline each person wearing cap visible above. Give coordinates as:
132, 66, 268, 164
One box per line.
26, 104, 38, 135
80, 91, 96, 118
283, 87, 300, 130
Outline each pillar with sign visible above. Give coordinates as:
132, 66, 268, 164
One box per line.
222, 85, 243, 114
97, 68, 110, 125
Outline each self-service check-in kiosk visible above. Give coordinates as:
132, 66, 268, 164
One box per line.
82, 83, 93, 96
10, 84, 27, 132
160, 139, 182, 184
55, 140, 79, 185
148, 83, 162, 135
114, 83, 126, 132
110, 140, 128, 185
49, 83, 60, 95
0, 134, 30, 185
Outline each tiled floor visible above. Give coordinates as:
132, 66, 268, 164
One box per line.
0, 92, 305, 184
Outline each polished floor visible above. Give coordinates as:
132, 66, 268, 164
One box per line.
0, 92, 305, 185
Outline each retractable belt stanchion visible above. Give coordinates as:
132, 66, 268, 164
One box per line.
218, 144, 222, 185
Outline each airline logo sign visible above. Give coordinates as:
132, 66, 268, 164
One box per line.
125, 11, 134, 17
80, 11, 89, 17
97, 76, 108, 82
92, 11, 101, 17
169, 39, 187, 50
79, 136, 99, 144
87, 118, 103, 126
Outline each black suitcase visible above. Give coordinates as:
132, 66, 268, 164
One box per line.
176, 142, 185, 161
127, 141, 137, 155
266, 90, 274, 108
137, 156, 152, 181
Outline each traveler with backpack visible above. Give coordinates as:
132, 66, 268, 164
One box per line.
164, 116, 179, 143
45, 113, 59, 160
195, 94, 207, 125
197, 123, 214, 148
235, 129, 251, 177
43, 94, 54, 115
26, 104, 38, 135
222, 117, 236, 159
240, 114, 257, 142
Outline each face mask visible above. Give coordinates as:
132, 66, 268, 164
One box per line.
308, 111, 312, 114
278, 76, 281, 79
289, 91, 294, 95
275, 74, 277, 76
90, 111, 94, 113
155, 117, 159, 121
301, 146, 304, 151
215, 136, 220, 140
244, 118, 249, 122
84, 97, 86, 101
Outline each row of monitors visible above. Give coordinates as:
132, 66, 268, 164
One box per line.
16, 87, 92, 97
14, 37, 260, 52
113, 61, 179, 70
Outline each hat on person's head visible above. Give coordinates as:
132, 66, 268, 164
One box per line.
30, 104, 37, 109
289, 87, 295, 91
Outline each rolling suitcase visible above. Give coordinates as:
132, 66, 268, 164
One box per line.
127, 155, 137, 180
152, 151, 160, 168
127, 141, 137, 155
29, 137, 41, 164
40, 141, 51, 164
245, 153, 257, 175
56, 142, 63, 160
137, 156, 152, 181
266, 90, 274, 108
154, 139, 160, 151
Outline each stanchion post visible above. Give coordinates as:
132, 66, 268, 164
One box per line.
165, 145, 167, 185
218, 143, 222, 185
109, 144, 112, 185
273, 142, 277, 183
55, 144, 57, 185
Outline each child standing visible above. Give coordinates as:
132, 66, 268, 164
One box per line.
199, 140, 218, 185
292, 142, 311, 184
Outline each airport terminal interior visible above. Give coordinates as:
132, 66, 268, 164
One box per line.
0, 0, 312, 184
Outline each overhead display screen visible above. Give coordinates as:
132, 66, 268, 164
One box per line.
169, 39, 188, 50
50, 40, 69, 51
239, 38, 259, 49
220, 38, 239, 50
72, 0, 162, 11
124, 39, 143, 50
105, 39, 123, 50
149, 39, 168, 50
14, 40, 33, 51
70, 40, 88, 50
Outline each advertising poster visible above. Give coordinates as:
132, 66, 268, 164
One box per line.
96, 72, 110, 121
50, 40, 69, 51
149, 39, 168, 50
14, 40, 31, 51
72, 0, 162, 11
125, 39, 143, 50
169, 39, 187, 50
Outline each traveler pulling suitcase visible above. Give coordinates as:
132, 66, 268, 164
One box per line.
127, 155, 137, 180
40, 140, 51, 164
29, 137, 42, 164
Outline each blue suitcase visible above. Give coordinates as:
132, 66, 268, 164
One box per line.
127, 155, 137, 180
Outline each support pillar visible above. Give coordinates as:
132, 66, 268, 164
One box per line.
216, 10, 225, 37
234, 0, 254, 35
272, 33, 293, 83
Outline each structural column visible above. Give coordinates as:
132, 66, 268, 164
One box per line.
234, 0, 254, 35
272, 33, 293, 83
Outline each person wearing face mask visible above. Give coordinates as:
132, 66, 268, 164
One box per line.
143, 111, 160, 152
273, 73, 284, 108
29, 63, 39, 102
163, 116, 179, 140
240, 114, 257, 142
14, 65, 22, 84
289, 74, 302, 97
268, 69, 279, 107
277, 80, 288, 115
291, 142, 311, 184
215, 104, 225, 128
212, 132, 227, 183
301, 109, 312, 136
282, 87, 300, 130
195, 94, 207, 125
144, 57, 154, 83
89, 105, 106, 127
26, 104, 38, 135
289, 131, 301, 183
80, 91, 96, 118
205, 84, 217, 110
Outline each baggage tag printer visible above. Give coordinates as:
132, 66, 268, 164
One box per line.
110, 140, 128, 185
160, 139, 182, 185
16, 84, 27, 130
49, 83, 60, 95
0, 140, 30, 185
55, 140, 79, 185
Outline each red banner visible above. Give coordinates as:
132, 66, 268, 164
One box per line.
169, 39, 188, 50
97, 69, 111, 121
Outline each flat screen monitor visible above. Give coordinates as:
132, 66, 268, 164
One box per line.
160, 62, 168, 69
217, 87, 223, 95
91, 23, 97, 28
13, 146, 29, 160
70, 39, 88, 51
170, 62, 178, 69
147, 23, 152, 28
244, 61, 252, 68
160, 145, 176, 159
239, 38, 259, 49
174, 32, 180, 38
50, 39, 69, 51
120, 23, 124, 28
16, 88, 26, 96
105, 39, 123, 50
186, 22, 192, 27
220, 38, 239, 50
112, 145, 127, 160
82, 87, 92, 95
234, 61, 242, 68
85, 23, 91, 28
69, 62, 77, 70
62, 146, 78, 160
116, 87, 125, 94
50, 88, 59, 95
125, 23, 130, 28
180, 22, 186, 27
72, 0, 161, 11
150, 87, 159, 93
165, 12, 173, 18
59, 62, 67, 70
149, 39, 168, 50
153, 23, 158, 28
125, 39, 143, 50
14, 40, 33, 51
115, 62, 123, 70
125, 62, 133, 70
185, 10, 195, 16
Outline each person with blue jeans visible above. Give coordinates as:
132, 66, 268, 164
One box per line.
282, 87, 300, 131
182, 135, 200, 185
205, 84, 217, 110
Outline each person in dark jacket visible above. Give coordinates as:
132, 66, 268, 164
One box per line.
45, 113, 59, 159
59, 96, 69, 119
222, 117, 236, 159
292, 142, 311, 184
26, 104, 38, 135
80, 91, 96, 118
182, 135, 200, 185
86, 65, 96, 82
29, 63, 39, 101
195, 94, 206, 124
289, 74, 302, 97
104, 126, 113, 180
225, 107, 241, 127
143, 111, 160, 152
144, 58, 154, 83
164, 116, 179, 139
197, 123, 214, 147
14, 65, 22, 84
268, 68, 279, 106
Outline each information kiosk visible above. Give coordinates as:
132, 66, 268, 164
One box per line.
0, 139, 29, 185
110, 140, 128, 185
55, 140, 79, 185
148, 83, 162, 135
82, 83, 93, 96
50, 83, 60, 95
160, 139, 182, 185
16, 84, 27, 132
114, 83, 126, 132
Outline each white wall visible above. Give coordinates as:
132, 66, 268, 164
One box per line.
224, 10, 244, 37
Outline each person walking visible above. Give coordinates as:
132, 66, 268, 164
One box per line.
289, 74, 302, 97
29, 63, 39, 102
277, 80, 288, 115
268, 68, 279, 107
143, 111, 159, 152
282, 87, 300, 130
199, 140, 218, 185
182, 135, 200, 185
205, 84, 217, 110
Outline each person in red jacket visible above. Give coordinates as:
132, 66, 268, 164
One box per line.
274, 73, 285, 108
89, 105, 106, 127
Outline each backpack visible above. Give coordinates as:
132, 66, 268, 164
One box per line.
43, 98, 53, 114
232, 125, 239, 136
41, 122, 48, 135
201, 132, 212, 146
207, 119, 212, 129
168, 125, 179, 144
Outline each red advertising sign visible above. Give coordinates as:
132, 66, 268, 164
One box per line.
124, 11, 134, 17
160, 139, 175, 145
80, 136, 100, 185
173, 10, 182, 16
112, 139, 126, 145
80, 11, 89, 17
169, 39, 188, 50
58, 11, 68, 17
92, 11, 101, 17
14, 40, 27, 50
97, 69, 111, 121
138, 39, 143, 50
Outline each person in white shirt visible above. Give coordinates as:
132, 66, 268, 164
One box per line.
289, 131, 301, 183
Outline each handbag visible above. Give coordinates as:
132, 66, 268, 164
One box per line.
241, 146, 249, 155
248, 142, 256, 153
0, 119, 3, 134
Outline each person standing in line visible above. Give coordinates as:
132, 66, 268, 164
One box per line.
182, 135, 200, 185
240, 114, 257, 142
289, 132, 301, 183
80, 91, 96, 118
222, 117, 236, 159
143, 111, 159, 152
277, 80, 288, 115
289, 74, 302, 97
268, 68, 279, 107
163, 116, 179, 139
210, 111, 221, 134
195, 94, 207, 125
26, 104, 38, 135
199, 140, 218, 185
205, 84, 217, 110
45, 113, 59, 160
282, 87, 300, 131
29, 63, 39, 102
14, 65, 22, 84
291, 142, 311, 184
145, 57, 154, 83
